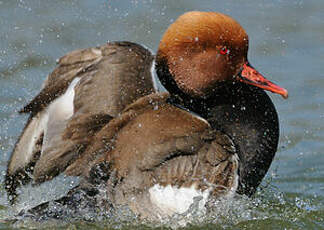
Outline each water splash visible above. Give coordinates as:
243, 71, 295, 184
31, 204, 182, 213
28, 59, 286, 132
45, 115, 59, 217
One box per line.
1, 180, 323, 229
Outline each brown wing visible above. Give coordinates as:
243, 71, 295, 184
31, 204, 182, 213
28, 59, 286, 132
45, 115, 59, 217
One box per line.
7, 46, 103, 174
106, 95, 239, 195
65, 93, 239, 213
6, 42, 155, 200
20, 46, 103, 114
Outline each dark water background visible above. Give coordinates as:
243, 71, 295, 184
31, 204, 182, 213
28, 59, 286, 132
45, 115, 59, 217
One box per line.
0, 0, 323, 229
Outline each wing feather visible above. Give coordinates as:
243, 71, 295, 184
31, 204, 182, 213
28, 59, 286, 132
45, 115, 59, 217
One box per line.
6, 42, 155, 199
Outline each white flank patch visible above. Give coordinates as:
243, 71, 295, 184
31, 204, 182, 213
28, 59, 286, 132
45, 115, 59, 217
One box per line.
149, 184, 210, 217
42, 77, 80, 151
47, 77, 80, 121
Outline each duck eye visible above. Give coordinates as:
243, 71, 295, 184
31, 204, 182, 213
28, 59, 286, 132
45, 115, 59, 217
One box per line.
220, 47, 230, 55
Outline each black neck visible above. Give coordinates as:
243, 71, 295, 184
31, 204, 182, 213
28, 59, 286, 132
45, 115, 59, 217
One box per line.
156, 60, 279, 196
205, 83, 279, 196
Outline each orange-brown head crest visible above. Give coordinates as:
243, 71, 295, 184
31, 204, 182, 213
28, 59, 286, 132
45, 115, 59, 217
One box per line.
156, 11, 249, 98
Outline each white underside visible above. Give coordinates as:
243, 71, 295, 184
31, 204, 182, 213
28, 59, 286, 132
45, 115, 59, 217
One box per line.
148, 154, 240, 218
149, 184, 210, 217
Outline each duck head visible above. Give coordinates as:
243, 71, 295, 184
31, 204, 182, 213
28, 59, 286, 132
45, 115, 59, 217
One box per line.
156, 11, 288, 99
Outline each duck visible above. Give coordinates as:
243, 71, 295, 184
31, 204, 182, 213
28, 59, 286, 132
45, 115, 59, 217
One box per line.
6, 11, 288, 220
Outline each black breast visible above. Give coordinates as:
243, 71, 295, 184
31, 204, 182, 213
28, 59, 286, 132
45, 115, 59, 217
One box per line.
205, 82, 279, 196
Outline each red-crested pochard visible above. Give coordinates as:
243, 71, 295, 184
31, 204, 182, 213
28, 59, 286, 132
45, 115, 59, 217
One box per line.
6, 11, 287, 220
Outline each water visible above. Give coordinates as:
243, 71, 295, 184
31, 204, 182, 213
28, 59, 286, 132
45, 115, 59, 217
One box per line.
1, 0, 324, 229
